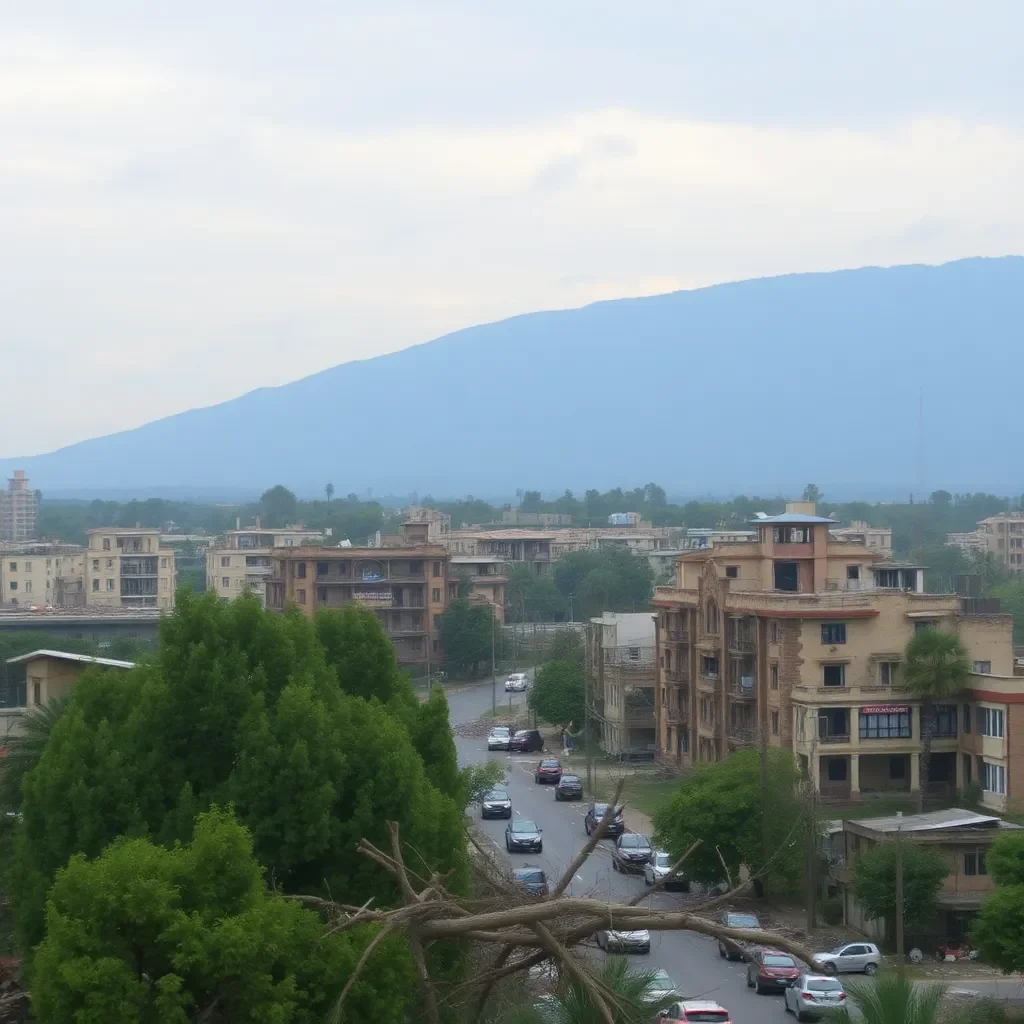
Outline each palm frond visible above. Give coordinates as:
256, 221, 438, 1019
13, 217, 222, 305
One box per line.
0, 696, 70, 810
824, 973, 945, 1024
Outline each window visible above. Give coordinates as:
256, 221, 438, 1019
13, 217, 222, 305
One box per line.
701, 655, 719, 679
914, 620, 938, 633
432, 588, 441, 602
879, 661, 899, 686
827, 758, 847, 782
24, 581, 31, 594
981, 761, 1006, 794
846, 565, 860, 580
296, 562, 307, 579
106, 579, 114, 591
221, 556, 231, 568
705, 600, 720, 634
433, 561, 442, 577
8, 582, 16, 592
973, 661, 992, 675
769, 621, 779, 644
770, 663, 779, 690
160, 557, 167, 568
106, 559, 113, 569
980, 707, 1005, 738
963, 704, 972, 733
23, 561, 31, 571
318, 588, 328, 603
964, 850, 988, 876
316, 561, 329, 576
92, 579, 100, 592
103, 538, 110, 550
859, 710, 912, 739
32, 681, 41, 706
889, 756, 906, 779
221, 577, 230, 588
725, 565, 738, 578
92, 559, 99, 570
822, 663, 846, 688
296, 589, 307, 605
933, 705, 958, 738
7, 562, 15, 572
409, 560, 423, 574
821, 623, 847, 644
771, 710, 780, 735
628, 646, 640, 661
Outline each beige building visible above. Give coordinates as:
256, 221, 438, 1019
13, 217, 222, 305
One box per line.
207, 526, 325, 604
450, 555, 507, 623
652, 502, 1015, 809
0, 471, 38, 543
978, 514, 1024, 571
84, 528, 176, 610
947, 531, 986, 556
830, 521, 893, 553
587, 612, 657, 755
1, 543, 86, 607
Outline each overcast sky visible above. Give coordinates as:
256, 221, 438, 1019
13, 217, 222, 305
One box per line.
3, 1, 1022, 457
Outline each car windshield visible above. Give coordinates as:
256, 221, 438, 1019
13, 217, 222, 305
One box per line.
726, 913, 760, 928
808, 979, 843, 992
828, 945, 848, 954
649, 969, 675, 989
514, 870, 545, 883
490, 727, 510, 736
620, 834, 649, 848
560, 775, 579, 784
763, 955, 795, 967
484, 790, 508, 801
540, 760, 559, 768
592, 804, 609, 815
654, 852, 671, 868
513, 821, 538, 832
513, 731, 530, 738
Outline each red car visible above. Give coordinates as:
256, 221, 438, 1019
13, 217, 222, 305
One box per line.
534, 758, 563, 784
745, 949, 800, 994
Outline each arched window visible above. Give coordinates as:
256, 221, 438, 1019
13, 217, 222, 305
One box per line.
706, 599, 720, 634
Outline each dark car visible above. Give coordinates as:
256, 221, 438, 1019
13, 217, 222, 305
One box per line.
480, 788, 512, 819
512, 867, 549, 896
509, 729, 544, 753
717, 910, 762, 961
505, 818, 543, 853
746, 949, 800, 994
583, 802, 625, 837
554, 774, 583, 801
612, 832, 653, 872
534, 758, 563, 784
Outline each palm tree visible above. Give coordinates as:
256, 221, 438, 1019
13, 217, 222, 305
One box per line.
824, 974, 1009, 1024
0, 696, 69, 811
903, 628, 970, 810
325, 482, 335, 504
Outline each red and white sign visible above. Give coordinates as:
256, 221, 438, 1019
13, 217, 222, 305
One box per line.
861, 705, 909, 714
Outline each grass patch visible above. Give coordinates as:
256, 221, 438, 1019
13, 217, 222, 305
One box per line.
590, 774, 679, 822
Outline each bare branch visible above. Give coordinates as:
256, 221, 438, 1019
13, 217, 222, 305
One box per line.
626, 839, 700, 907
531, 922, 614, 1024
551, 778, 625, 898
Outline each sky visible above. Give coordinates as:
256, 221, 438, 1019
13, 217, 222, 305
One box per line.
3, 1, 1023, 457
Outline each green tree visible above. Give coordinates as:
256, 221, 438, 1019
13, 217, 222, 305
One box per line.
259, 484, 298, 527
528, 657, 584, 734
971, 831, 1024, 973
930, 489, 953, 506
30, 807, 413, 1024
325, 482, 335, 503
803, 483, 822, 503
902, 629, 970, 807
653, 748, 804, 895
821, 973, 945, 1024
460, 761, 508, 808
850, 841, 948, 942
412, 688, 462, 801
439, 598, 494, 678
0, 697, 69, 812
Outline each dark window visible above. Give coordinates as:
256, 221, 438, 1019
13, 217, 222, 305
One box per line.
771, 710, 779, 735
296, 588, 306, 605
822, 664, 845, 687
821, 623, 846, 644
296, 562, 306, 579
846, 565, 860, 580
318, 588, 328, 603
701, 655, 719, 679
933, 705, 958, 738
860, 712, 912, 739
963, 704, 972, 733
770, 663, 779, 690
770, 621, 779, 643
827, 758, 848, 782
889, 756, 906, 779
914, 620, 938, 634
317, 561, 329, 576
433, 561, 442, 577
725, 565, 738, 578
964, 850, 988, 876
409, 560, 423, 574
32, 682, 41, 706
432, 588, 441, 602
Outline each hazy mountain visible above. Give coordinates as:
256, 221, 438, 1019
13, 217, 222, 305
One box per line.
4, 256, 1023, 499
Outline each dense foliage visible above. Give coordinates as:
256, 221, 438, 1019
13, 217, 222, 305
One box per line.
528, 630, 585, 733
972, 831, 1024, 973
438, 598, 495, 677
653, 747, 805, 895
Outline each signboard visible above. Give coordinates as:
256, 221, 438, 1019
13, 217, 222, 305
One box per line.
861, 705, 909, 714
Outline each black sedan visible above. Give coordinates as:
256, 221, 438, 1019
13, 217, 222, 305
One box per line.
583, 803, 625, 837
612, 833, 653, 872
505, 819, 543, 853
554, 775, 583, 801
480, 788, 512, 819
513, 867, 549, 896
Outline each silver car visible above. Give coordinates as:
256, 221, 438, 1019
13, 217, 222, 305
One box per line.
784, 973, 846, 1021
811, 941, 881, 975
487, 726, 511, 750
596, 928, 651, 954
644, 850, 689, 891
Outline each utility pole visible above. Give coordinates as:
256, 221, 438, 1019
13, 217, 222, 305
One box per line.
569, 591, 574, 624
895, 820, 905, 974
491, 607, 497, 715
760, 726, 770, 880
805, 708, 818, 932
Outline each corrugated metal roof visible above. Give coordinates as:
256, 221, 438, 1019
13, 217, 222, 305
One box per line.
5, 650, 136, 670
851, 808, 1019, 833
748, 513, 838, 524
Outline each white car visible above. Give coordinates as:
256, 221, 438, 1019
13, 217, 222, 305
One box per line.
783, 974, 847, 1019
811, 941, 881, 975
487, 726, 511, 750
644, 850, 689, 891
644, 968, 682, 1003
504, 673, 528, 692
596, 928, 651, 954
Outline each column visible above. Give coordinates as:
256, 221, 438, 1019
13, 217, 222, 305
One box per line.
810, 750, 821, 794
910, 752, 921, 793
850, 753, 860, 797
955, 749, 965, 792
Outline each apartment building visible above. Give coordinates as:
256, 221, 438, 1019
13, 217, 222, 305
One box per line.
830, 521, 893, 553
947, 531, 986, 556
450, 555, 507, 623
207, 526, 325, 604
652, 502, 1015, 809
266, 543, 452, 666
84, 528, 176, 610
446, 529, 557, 573
1, 543, 86, 607
978, 514, 1024, 571
0, 471, 38, 543
586, 612, 657, 756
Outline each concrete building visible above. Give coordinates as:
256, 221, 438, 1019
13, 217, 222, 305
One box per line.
1, 543, 86, 608
0, 471, 38, 543
501, 510, 574, 527
587, 612, 657, 755
682, 528, 757, 549
207, 526, 325, 605
652, 502, 1015, 808
84, 528, 176, 610
0, 608, 161, 650
832, 809, 1022, 942
266, 543, 452, 667
450, 555, 507, 623
830, 521, 893, 553
947, 531, 986, 556
978, 514, 1024, 571
446, 529, 556, 573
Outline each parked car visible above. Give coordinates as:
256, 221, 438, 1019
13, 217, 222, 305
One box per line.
480, 788, 512, 819
534, 758, 563, 784
644, 850, 689, 891
811, 942, 881, 975
644, 968, 683, 1003
596, 927, 651, 954
554, 774, 583, 800
504, 673, 529, 692
783, 974, 847, 1020
509, 729, 544, 753
746, 949, 800, 994
505, 819, 543, 853
487, 726, 512, 751
583, 802, 625, 837
716, 910, 762, 961
659, 999, 732, 1022
612, 833, 653, 872
512, 867, 549, 896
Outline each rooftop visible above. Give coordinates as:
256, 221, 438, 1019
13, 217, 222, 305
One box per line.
86, 527, 161, 535
6, 649, 136, 670
848, 808, 1022, 834
749, 512, 838, 525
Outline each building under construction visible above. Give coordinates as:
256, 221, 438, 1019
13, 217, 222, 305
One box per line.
0, 471, 38, 543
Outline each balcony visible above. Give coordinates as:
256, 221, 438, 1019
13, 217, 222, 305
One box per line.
665, 628, 690, 643
728, 679, 756, 700
664, 707, 687, 727
727, 724, 757, 745
665, 667, 688, 683
726, 631, 756, 654
818, 733, 851, 745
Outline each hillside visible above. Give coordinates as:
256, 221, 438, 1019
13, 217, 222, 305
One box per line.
4, 256, 1023, 497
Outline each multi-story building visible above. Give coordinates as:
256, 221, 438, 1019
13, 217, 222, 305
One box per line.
681, 528, 757, 549
207, 526, 325, 604
266, 543, 452, 666
586, 612, 657, 756
0, 471, 38, 543
830, 521, 893, 553
652, 502, 1015, 808
84, 528, 176, 610
978, 514, 1024, 571
0, 543, 87, 608
450, 556, 507, 623
446, 529, 557, 574
946, 531, 986, 556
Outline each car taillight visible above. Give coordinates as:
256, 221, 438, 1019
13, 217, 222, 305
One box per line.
801, 992, 813, 1000
838, 992, 847, 1000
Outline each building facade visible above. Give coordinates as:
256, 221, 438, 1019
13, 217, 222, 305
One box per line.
978, 514, 1024, 571
450, 556, 507, 623
266, 544, 452, 666
830, 521, 893, 553
587, 612, 657, 755
84, 528, 176, 610
0, 543, 86, 607
207, 527, 325, 604
0, 471, 38, 543
652, 502, 1015, 810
